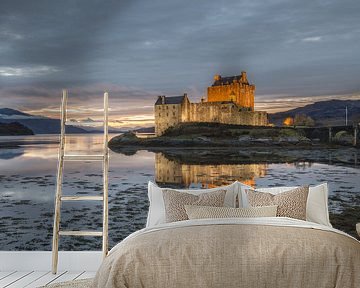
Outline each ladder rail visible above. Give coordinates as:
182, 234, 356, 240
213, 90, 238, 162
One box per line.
102, 92, 109, 258
52, 89, 67, 274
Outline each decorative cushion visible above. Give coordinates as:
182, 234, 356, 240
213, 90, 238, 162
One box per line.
146, 181, 240, 227
254, 183, 331, 226
246, 186, 309, 220
184, 205, 278, 220
162, 189, 226, 223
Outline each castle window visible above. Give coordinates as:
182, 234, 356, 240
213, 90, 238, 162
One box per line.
173, 112, 175, 116
166, 113, 168, 116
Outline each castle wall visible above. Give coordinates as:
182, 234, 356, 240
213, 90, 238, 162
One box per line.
188, 102, 267, 126
181, 97, 191, 122
207, 82, 255, 111
155, 103, 182, 136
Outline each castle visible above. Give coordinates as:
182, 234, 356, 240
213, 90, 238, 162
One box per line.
154, 71, 268, 136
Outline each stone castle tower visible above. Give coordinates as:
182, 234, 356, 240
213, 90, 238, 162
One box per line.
207, 72, 255, 110
155, 72, 267, 136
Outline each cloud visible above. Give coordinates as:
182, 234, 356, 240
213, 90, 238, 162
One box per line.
302, 36, 322, 42
0, 65, 59, 77
0, 0, 359, 126
0, 82, 161, 126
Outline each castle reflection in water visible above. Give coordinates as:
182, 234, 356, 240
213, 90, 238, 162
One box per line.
155, 153, 268, 188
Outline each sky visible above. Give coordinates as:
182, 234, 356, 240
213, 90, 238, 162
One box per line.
0, 0, 360, 128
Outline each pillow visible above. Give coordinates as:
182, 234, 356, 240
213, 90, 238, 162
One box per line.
146, 181, 240, 227
246, 186, 309, 220
238, 182, 253, 207
254, 183, 331, 227
185, 205, 278, 219
162, 189, 226, 223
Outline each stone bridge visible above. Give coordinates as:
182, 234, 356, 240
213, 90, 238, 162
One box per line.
299, 125, 359, 146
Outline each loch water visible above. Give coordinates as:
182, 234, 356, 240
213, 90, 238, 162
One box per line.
0, 134, 359, 250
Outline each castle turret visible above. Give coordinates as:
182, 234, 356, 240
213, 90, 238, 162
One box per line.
214, 74, 221, 81
207, 71, 255, 110
241, 71, 247, 83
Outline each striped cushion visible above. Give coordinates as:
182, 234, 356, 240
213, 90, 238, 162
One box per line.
185, 205, 278, 219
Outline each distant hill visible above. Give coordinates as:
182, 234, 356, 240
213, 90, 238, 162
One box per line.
269, 100, 360, 126
0, 122, 34, 136
0, 108, 88, 134
0, 108, 32, 117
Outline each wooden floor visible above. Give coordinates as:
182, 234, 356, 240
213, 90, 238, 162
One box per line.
0, 270, 95, 288
0, 251, 102, 288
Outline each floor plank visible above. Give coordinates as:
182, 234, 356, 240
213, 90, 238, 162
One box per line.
0, 271, 95, 287
0, 272, 16, 281
7, 271, 49, 288
75, 271, 96, 280
0, 271, 32, 287
24, 271, 66, 288
48, 271, 84, 284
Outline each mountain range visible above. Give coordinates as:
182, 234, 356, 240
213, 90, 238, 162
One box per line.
1, 99, 359, 135
0, 108, 133, 134
269, 100, 360, 126
0, 108, 87, 134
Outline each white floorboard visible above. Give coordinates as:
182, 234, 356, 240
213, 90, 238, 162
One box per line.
0, 271, 32, 288
0, 251, 102, 271
0, 272, 16, 281
48, 271, 84, 284
0, 251, 99, 287
22, 271, 66, 288
6, 271, 48, 288
0, 271, 95, 288
75, 271, 96, 280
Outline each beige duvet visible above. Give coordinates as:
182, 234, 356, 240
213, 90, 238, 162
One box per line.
93, 218, 360, 288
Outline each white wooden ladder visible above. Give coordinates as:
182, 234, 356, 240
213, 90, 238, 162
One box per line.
52, 90, 109, 274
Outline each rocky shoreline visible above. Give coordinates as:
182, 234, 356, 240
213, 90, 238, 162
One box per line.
109, 129, 359, 167
109, 122, 358, 151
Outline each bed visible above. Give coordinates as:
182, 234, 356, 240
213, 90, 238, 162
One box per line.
92, 182, 360, 288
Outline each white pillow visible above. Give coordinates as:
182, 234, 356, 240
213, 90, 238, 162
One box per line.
238, 182, 253, 207
250, 183, 331, 227
146, 181, 240, 228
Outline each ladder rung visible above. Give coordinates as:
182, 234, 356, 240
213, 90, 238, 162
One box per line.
63, 155, 104, 161
59, 231, 103, 237
61, 195, 103, 201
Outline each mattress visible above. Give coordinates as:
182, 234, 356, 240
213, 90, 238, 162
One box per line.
93, 217, 360, 288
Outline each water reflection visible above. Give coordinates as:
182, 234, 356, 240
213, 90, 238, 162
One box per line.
0, 134, 359, 250
155, 153, 267, 188
0, 148, 24, 160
